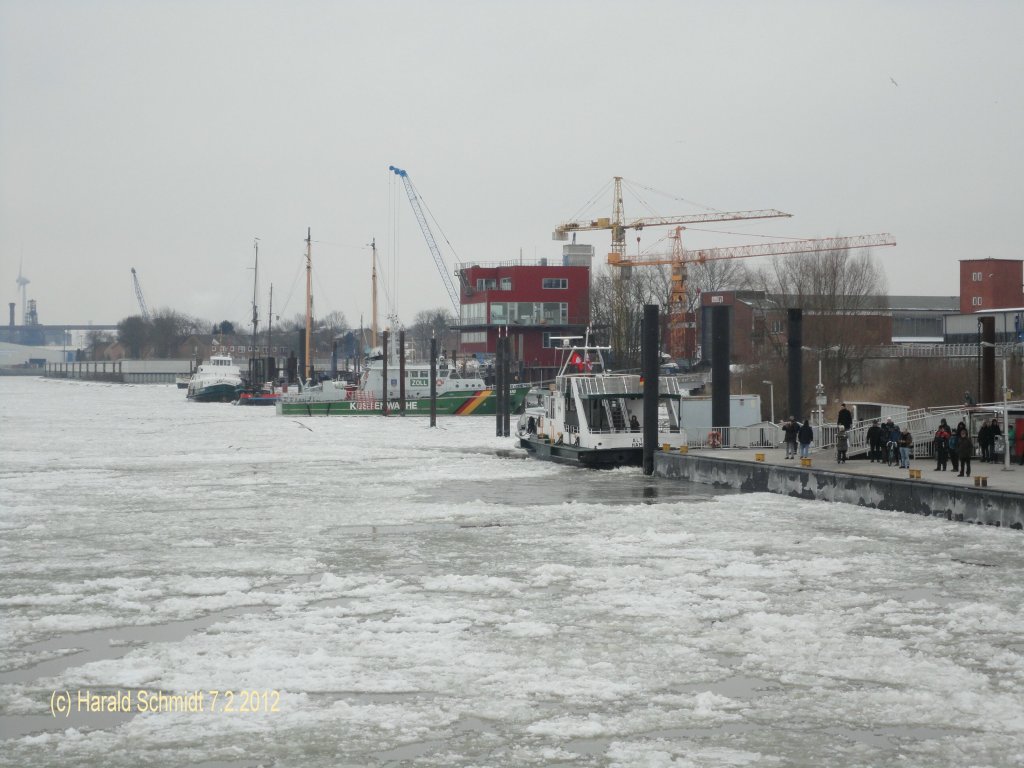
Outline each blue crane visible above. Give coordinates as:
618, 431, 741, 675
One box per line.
388, 165, 461, 314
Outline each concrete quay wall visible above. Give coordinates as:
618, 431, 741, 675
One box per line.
654, 453, 1024, 530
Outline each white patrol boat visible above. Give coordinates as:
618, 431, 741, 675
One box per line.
517, 336, 689, 468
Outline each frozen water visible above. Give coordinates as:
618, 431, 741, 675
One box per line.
1, 377, 1023, 766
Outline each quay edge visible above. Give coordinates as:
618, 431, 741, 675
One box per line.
654, 452, 1024, 530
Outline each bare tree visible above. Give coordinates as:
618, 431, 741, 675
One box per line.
747, 249, 888, 389
410, 308, 457, 359
117, 316, 150, 359
150, 309, 200, 359
591, 266, 666, 369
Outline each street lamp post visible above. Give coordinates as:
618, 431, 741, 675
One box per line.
981, 341, 1011, 472
762, 380, 775, 425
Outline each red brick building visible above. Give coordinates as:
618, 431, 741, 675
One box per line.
455, 248, 592, 381
959, 258, 1024, 313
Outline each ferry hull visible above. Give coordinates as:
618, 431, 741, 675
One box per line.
187, 383, 241, 403
277, 388, 528, 417
519, 436, 643, 469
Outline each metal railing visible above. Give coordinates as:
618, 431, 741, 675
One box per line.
870, 343, 1019, 359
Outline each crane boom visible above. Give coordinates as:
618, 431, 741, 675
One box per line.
130, 267, 151, 320
388, 165, 460, 314
554, 208, 793, 239
612, 233, 897, 267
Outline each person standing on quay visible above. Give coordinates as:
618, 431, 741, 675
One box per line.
866, 419, 883, 463
898, 426, 913, 469
837, 403, 853, 431
957, 428, 974, 477
978, 420, 992, 463
783, 416, 799, 459
933, 422, 951, 471
836, 426, 849, 464
798, 419, 814, 459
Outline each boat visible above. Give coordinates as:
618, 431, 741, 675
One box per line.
517, 337, 690, 468
186, 356, 243, 403
175, 374, 190, 389
236, 389, 281, 406
276, 356, 529, 416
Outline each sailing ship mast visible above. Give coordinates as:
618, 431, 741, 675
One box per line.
304, 227, 313, 382
249, 238, 259, 385
266, 283, 273, 379
371, 237, 379, 349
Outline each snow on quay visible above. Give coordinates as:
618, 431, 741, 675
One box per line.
1, 377, 1023, 767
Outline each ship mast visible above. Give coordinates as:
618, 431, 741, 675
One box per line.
305, 227, 313, 382
250, 238, 259, 385
371, 237, 379, 349
266, 283, 273, 374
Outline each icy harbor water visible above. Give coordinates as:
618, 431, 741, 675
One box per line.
1, 378, 1024, 767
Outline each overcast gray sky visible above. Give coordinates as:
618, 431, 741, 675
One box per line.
2, 0, 1022, 329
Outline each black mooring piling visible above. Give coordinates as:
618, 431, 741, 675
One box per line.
710, 304, 731, 441
429, 337, 437, 427
642, 304, 660, 475
787, 308, 802, 422
381, 330, 389, 417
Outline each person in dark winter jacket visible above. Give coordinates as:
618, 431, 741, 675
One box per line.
933, 424, 951, 471
978, 421, 992, 462
782, 416, 799, 459
957, 428, 974, 477
798, 420, 814, 458
837, 403, 853, 431
866, 419, 884, 463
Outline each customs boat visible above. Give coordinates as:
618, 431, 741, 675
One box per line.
276, 357, 528, 416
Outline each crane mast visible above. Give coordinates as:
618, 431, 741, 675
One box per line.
388, 165, 461, 314
130, 267, 151, 321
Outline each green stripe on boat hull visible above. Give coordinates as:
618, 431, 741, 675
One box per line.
276, 388, 528, 416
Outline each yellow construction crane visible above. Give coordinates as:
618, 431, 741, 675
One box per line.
614, 227, 897, 358
552, 176, 793, 263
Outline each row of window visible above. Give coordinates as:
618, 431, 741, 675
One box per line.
971, 272, 983, 282
475, 277, 569, 290
460, 302, 570, 326
458, 331, 576, 349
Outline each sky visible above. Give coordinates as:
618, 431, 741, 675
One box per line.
1, 0, 1022, 330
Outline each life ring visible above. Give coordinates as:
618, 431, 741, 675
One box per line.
707, 431, 722, 449
436, 379, 444, 387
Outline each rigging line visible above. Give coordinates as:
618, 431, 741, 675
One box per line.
277, 250, 307, 322
621, 178, 723, 212
410, 177, 459, 265
310, 239, 367, 250
683, 226, 815, 240
619, 179, 665, 220
565, 178, 615, 223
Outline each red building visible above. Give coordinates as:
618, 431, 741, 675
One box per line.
455, 247, 592, 381
959, 258, 1024, 313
